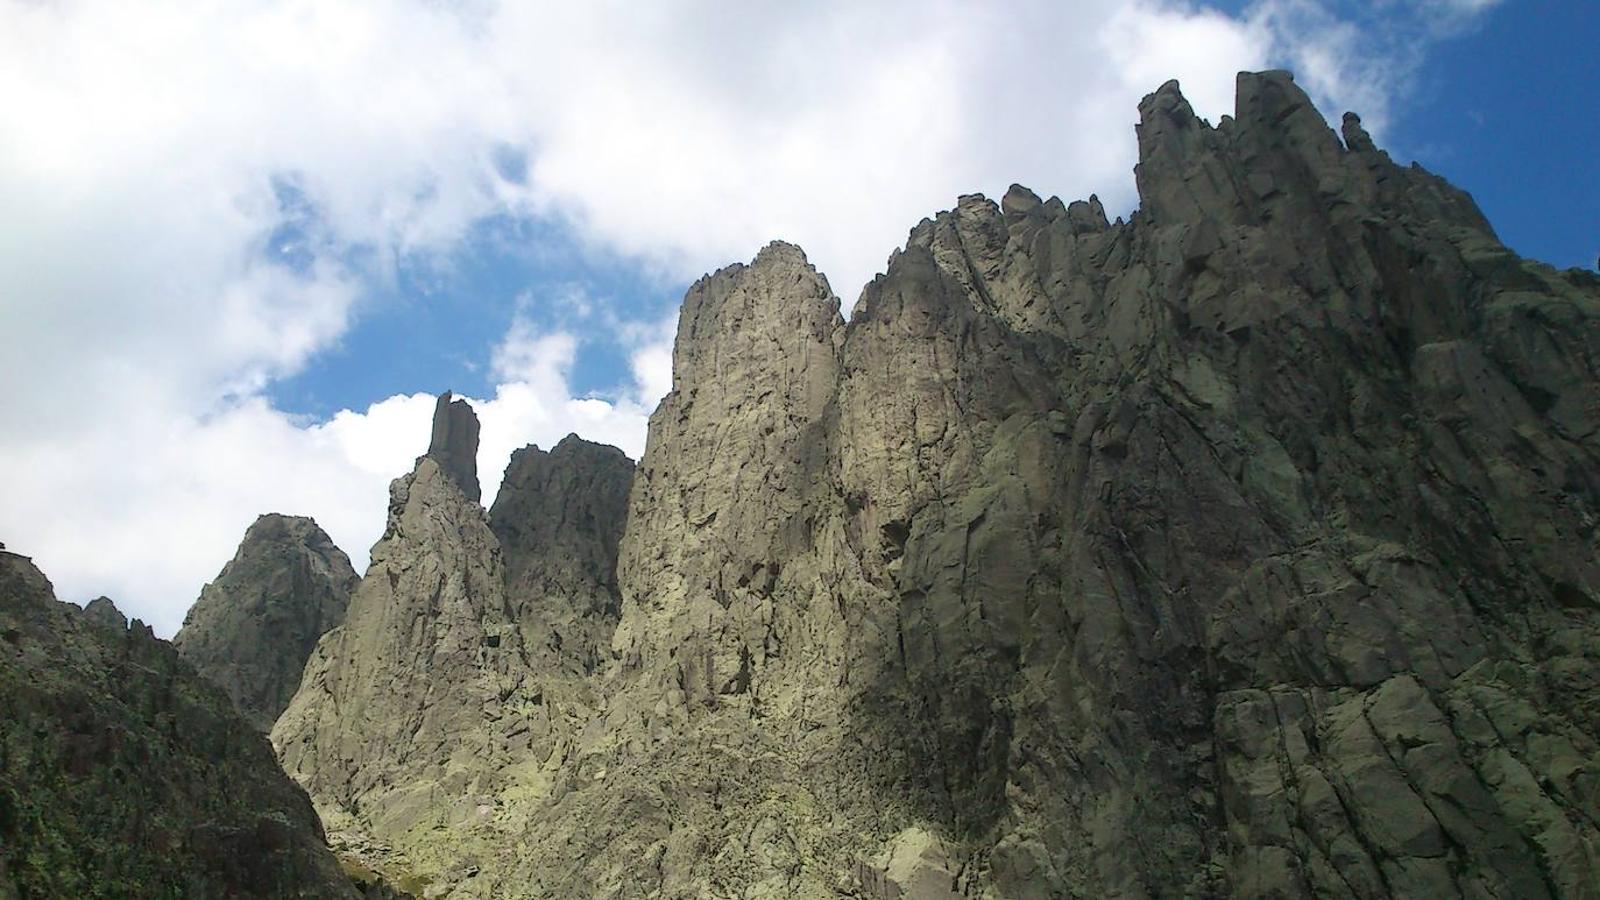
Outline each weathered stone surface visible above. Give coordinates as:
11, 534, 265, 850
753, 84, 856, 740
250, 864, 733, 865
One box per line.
274, 70, 1600, 898
0, 549, 365, 898
174, 514, 357, 732
272, 395, 572, 894
610, 240, 845, 709
428, 391, 482, 502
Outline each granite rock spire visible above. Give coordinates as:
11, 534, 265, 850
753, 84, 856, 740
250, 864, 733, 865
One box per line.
427, 390, 482, 502
264, 72, 1600, 898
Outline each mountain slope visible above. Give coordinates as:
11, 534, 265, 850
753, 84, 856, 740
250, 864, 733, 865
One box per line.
0, 547, 366, 898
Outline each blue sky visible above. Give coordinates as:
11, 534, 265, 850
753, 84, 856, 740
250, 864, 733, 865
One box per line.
1392, 1, 1597, 272
265, 213, 682, 418
1, 0, 1593, 634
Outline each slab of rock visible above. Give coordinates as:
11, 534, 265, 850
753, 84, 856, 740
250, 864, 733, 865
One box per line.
489, 434, 633, 674
80, 595, 127, 632
174, 514, 357, 732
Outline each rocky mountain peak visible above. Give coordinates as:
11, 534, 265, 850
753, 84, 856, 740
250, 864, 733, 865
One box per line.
257, 70, 1600, 898
80, 595, 127, 631
173, 513, 357, 732
426, 390, 481, 502
1000, 182, 1041, 216
670, 240, 843, 396
1, 547, 365, 897
614, 241, 845, 697
273, 411, 532, 868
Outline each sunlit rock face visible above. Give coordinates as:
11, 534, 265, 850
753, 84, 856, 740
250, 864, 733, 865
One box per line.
271, 71, 1600, 898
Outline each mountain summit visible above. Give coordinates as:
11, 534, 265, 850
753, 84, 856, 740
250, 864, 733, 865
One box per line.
174, 514, 358, 732
428, 390, 483, 502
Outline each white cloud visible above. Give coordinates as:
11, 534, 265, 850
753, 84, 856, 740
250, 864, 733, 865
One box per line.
1243, 0, 1503, 139
629, 333, 676, 408
0, 0, 1493, 633
476, 316, 663, 508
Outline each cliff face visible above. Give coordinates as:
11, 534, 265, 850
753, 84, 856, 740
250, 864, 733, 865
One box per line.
489, 435, 634, 675
174, 514, 358, 732
520, 70, 1600, 898
0, 549, 364, 898
812, 73, 1600, 897
270, 70, 1600, 898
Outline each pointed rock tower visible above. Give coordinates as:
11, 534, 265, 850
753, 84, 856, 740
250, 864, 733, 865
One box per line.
273, 394, 531, 845
428, 390, 482, 502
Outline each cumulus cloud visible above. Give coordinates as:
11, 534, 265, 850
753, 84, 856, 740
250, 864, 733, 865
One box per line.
0, 0, 1495, 632
475, 314, 666, 508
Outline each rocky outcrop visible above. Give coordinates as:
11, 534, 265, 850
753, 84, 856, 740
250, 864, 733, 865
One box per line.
80, 595, 127, 632
814, 71, 1596, 899
610, 240, 845, 706
0, 548, 365, 898
274, 71, 1600, 898
273, 396, 548, 892
428, 391, 482, 502
174, 514, 357, 732
489, 435, 633, 674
